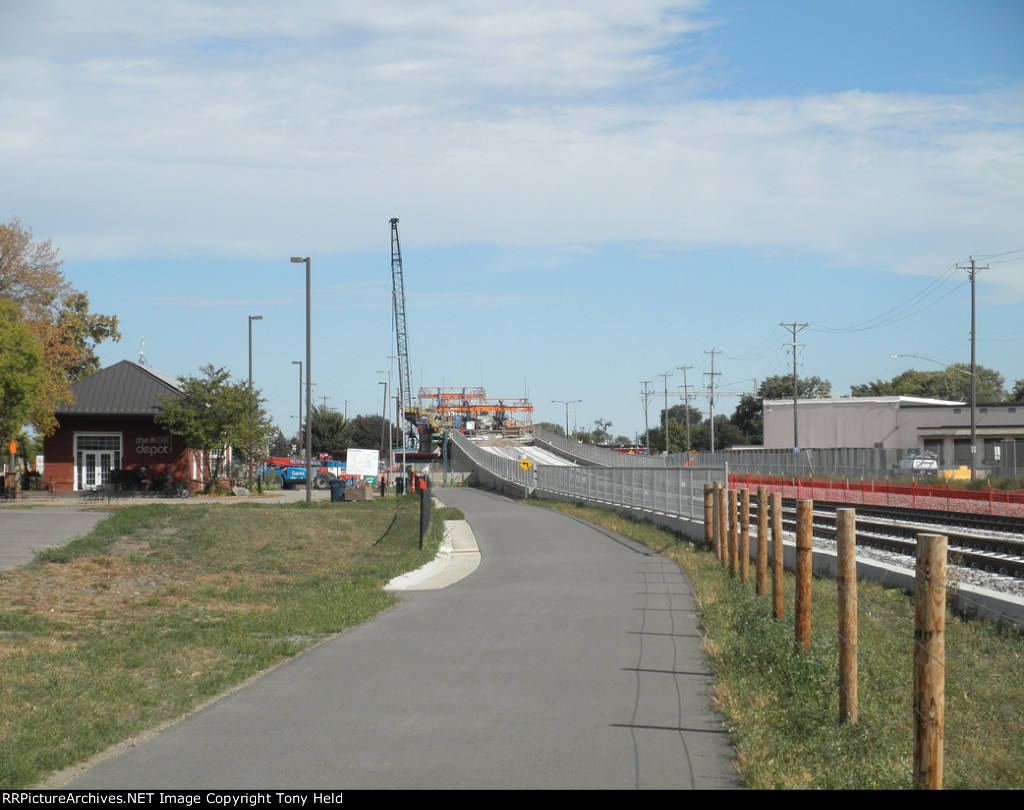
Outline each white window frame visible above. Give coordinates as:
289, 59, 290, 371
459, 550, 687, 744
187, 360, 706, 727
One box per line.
74, 432, 123, 491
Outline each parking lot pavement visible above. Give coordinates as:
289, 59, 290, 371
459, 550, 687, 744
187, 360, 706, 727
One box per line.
0, 507, 113, 569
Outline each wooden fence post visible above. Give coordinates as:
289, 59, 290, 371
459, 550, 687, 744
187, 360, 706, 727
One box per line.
771, 491, 784, 620
837, 508, 858, 724
728, 489, 739, 576
740, 488, 750, 583
704, 483, 714, 548
795, 499, 813, 649
718, 486, 728, 566
914, 533, 947, 790
756, 485, 768, 597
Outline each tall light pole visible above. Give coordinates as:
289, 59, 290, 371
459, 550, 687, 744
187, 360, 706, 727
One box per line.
379, 368, 393, 469
291, 361, 302, 454
387, 355, 402, 469
552, 399, 581, 438
247, 315, 263, 490
291, 256, 312, 503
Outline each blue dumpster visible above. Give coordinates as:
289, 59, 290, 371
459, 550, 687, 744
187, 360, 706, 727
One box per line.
329, 478, 346, 502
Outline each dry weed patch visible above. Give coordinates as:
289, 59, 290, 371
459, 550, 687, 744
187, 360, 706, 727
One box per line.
1, 497, 437, 789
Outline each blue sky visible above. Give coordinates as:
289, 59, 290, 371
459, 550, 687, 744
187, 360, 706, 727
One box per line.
2, 1, 1022, 443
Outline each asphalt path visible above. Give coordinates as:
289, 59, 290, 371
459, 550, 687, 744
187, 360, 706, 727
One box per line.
0, 507, 112, 569
53, 486, 741, 790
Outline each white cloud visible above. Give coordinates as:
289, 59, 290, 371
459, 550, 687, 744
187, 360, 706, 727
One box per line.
2, 1, 1022, 297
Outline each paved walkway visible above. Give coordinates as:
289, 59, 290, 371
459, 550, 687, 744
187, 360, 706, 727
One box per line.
0, 507, 112, 569
47, 486, 741, 790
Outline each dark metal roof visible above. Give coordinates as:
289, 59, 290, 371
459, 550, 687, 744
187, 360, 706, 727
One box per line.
57, 360, 183, 416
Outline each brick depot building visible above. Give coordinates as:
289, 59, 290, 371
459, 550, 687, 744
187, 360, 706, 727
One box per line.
43, 360, 201, 492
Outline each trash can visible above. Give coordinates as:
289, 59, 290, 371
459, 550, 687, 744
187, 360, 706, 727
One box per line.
329, 478, 346, 502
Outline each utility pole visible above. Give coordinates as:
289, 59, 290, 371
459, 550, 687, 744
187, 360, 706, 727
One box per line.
780, 323, 808, 453
704, 349, 721, 452
658, 371, 673, 456
639, 380, 653, 455
677, 365, 693, 450
956, 258, 987, 480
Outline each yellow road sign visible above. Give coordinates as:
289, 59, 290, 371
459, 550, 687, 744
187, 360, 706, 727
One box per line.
520, 458, 532, 471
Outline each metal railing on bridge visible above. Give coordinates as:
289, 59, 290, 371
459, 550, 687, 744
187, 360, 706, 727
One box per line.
449, 429, 725, 522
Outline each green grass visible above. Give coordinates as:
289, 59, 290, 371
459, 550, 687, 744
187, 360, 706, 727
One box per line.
0, 495, 447, 789
528, 499, 1024, 790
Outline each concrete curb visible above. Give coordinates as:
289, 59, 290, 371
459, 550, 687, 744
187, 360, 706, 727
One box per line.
385, 519, 481, 591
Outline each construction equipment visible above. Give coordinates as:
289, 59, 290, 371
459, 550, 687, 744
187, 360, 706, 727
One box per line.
390, 218, 417, 452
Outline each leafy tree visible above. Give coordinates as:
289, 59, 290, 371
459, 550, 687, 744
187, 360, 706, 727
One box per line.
343, 414, 397, 453
306, 405, 347, 454
851, 364, 1006, 402
155, 365, 272, 494
731, 393, 763, 445
268, 428, 294, 457
0, 218, 120, 434
723, 375, 830, 446
536, 421, 565, 436
758, 374, 831, 401
1011, 378, 1024, 403
591, 418, 613, 445
0, 298, 48, 445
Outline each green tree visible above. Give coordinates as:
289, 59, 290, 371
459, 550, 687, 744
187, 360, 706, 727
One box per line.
536, 421, 565, 436
728, 375, 830, 446
343, 414, 397, 453
0, 218, 120, 434
155, 365, 272, 494
759, 374, 831, 401
851, 364, 1006, 402
731, 394, 763, 445
0, 298, 48, 445
306, 405, 348, 454
268, 428, 293, 457
1011, 378, 1024, 403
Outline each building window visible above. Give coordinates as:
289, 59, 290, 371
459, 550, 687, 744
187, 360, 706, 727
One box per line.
74, 433, 122, 490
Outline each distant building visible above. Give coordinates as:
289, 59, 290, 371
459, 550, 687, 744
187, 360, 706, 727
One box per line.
763, 396, 1024, 469
42, 361, 209, 491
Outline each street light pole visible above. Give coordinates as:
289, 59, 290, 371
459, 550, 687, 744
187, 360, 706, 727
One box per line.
551, 399, 581, 438
247, 314, 263, 490
291, 257, 312, 503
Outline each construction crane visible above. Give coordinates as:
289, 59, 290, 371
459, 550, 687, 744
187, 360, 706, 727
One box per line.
390, 218, 416, 451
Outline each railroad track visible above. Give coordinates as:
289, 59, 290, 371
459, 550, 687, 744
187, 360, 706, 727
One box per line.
744, 498, 1024, 580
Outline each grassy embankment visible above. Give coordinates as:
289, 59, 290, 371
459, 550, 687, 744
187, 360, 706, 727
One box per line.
0, 496, 460, 789
530, 499, 1024, 790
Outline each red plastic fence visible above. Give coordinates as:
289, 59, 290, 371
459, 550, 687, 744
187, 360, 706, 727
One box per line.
729, 473, 1024, 518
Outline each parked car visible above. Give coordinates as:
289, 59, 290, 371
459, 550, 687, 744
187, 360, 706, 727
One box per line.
895, 454, 940, 478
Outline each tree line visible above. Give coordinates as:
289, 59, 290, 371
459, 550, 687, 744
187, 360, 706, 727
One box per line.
543, 367, 1024, 454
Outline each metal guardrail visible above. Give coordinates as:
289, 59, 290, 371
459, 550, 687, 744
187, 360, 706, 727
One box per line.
536, 464, 725, 521
533, 427, 661, 467
449, 429, 725, 522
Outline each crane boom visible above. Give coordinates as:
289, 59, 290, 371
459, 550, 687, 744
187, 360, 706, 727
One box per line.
390, 218, 415, 446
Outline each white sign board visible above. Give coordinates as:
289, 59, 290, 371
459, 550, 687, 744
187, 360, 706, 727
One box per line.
346, 448, 379, 478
